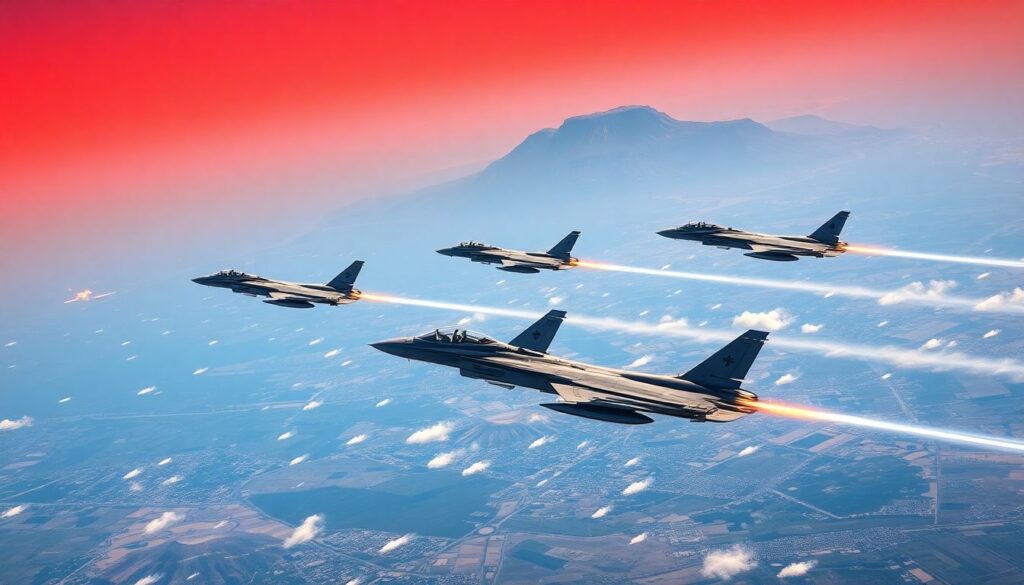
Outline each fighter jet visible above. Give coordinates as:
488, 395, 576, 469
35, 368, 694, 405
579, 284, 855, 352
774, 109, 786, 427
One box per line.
192, 261, 364, 308
657, 211, 850, 262
436, 231, 580, 273
372, 310, 767, 424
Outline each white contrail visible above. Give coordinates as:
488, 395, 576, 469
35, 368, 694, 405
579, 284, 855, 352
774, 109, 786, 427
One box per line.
361, 294, 1024, 380
749, 400, 1024, 453
576, 261, 1023, 315
845, 245, 1024, 269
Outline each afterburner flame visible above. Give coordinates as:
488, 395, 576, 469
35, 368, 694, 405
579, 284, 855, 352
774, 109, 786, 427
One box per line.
64, 289, 116, 304
844, 245, 1024, 269
742, 399, 1024, 453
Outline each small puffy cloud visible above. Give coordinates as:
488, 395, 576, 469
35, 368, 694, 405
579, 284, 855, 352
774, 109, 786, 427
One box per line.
527, 413, 546, 423
548, 296, 565, 306
2, 505, 26, 519
59, 397, 72, 403
0, 416, 33, 431
129, 482, 143, 493
427, 450, 460, 469
629, 532, 648, 545
528, 436, 552, 450
879, 280, 956, 306
308, 338, 323, 346
946, 340, 958, 348
157, 458, 172, 466
591, 505, 612, 519
800, 323, 823, 334
406, 421, 453, 444
160, 475, 182, 486
975, 287, 1024, 311
462, 461, 491, 476
877, 320, 889, 327
283, 514, 324, 548
375, 398, 391, 408
345, 434, 368, 446
778, 560, 817, 578
737, 445, 760, 458
732, 309, 792, 331
277, 431, 295, 441
323, 349, 341, 358
289, 454, 309, 466
134, 574, 163, 585
881, 373, 892, 380
710, 303, 722, 310
920, 338, 943, 350
123, 468, 143, 480
977, 272, 991, 280
576, 441, 590, 450
344, 579, 361, 585
207, 340, 219, 346
984, 329, 1001, 339
774, 373, 798, 386
701, 545, 757, 580
302, 399, 322, 411
624, 457, 640, 467
624, 354, 654, 369
379, 533, 414, 554
192, 367, 208, 375
144, 511, 184, 533
137, 386, 156, 396
622, 477, 653, 496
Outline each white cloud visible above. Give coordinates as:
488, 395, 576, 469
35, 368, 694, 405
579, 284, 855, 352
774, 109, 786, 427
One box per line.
375, 398, 391, 408
984, 329, 1001, 339
800, 323, 823, 334
624, 354, 654, 369
187, 573, 200, 581
344, 579, 361, 585
576, 441, 590, 450
701, 545, 757, 580
975, 287, 1024, 311
778, 560, 817, 578
737, 445, 760, 457
528, 436, 552, 450
2, 505, 26, 519
591, 505, 612, 518
622, 477, 653, 496
877, 320, 889, 327
308, 337, 323, 346
379, 533, 414, 554
302, 400, 322, 411
427, 450, 460, 469
192, 367, 208, 375
207, 340, 218, 346
920, 338, 943, 350
406, 421, 453, 444
462, 461, 491, 476
345, 434, 368, 446
879, 280, 956, 306
59, 397, 72, 403
977, 272, 991, 280
137, 386, 156, 396
946, 340, 958, 348
629, 532, 648, 545
277, 431, 295, 441
144, 511, 184, 533
774, 373, 798, 386
157, 457, 172, 466
289, 454, 309, 466
710, 303, 722, 310
881, 373, 892, 380
129, 482, 143, 492
624, 457, 640, 467
0, 416, 33, 431
732, 309, 792, 331
134, 574, 163, 585
283, 514, 324, 548
123, 468, 143, 480
161, 475, 182, 486
548, 296, 565, 306
323, 349, 341, 358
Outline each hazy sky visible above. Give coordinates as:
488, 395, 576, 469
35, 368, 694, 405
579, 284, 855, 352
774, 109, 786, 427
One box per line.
2, 0, 1022, 281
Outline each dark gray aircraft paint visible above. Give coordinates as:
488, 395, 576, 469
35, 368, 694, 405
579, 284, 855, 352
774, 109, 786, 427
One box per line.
658, 211, 850, 261
436, 231, 580, 273
372, 310, 767, 424
192, 261, 364, 308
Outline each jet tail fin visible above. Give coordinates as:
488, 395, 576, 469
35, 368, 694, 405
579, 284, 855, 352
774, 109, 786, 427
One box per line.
678, 330, 768, 389
546, 231, 581, 258
510, 310, 566, 353
326, 261, 364, 291
807, 211, 850, 244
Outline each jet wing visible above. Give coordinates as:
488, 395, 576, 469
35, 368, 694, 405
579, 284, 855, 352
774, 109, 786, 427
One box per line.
267, 292, 309, 301
550, 382, 610, 404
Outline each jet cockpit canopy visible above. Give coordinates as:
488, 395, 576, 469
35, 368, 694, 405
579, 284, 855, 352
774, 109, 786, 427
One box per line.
458, 241, 490, 248
416, 328, 497, 344
215, 269, 255, 278
681, 221, 722, 229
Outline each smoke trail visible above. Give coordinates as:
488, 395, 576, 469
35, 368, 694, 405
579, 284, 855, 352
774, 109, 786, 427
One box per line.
576, 261, 1023, 315
744, 399, 1024, 453
845, 245, 1024, 269
360, 293, 1024, 380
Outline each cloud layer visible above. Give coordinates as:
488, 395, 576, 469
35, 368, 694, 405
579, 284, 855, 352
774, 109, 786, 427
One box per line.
0, 416, 33, 431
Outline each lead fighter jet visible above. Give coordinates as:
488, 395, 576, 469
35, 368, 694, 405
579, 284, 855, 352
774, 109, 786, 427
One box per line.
436, 231, 580, 273
192, 261, 364, 308
657, 211, 850, 261
372, 310, 767, 424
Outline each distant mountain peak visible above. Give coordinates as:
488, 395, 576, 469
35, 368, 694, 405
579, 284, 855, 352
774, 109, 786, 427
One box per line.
765, 114, 889, 136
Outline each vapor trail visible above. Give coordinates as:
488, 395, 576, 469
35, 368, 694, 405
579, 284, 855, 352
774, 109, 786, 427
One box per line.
844, 245, 1024, 269
361, 294, 1024, 380
745, 399, 1024, 453
576, 261, 1023, 315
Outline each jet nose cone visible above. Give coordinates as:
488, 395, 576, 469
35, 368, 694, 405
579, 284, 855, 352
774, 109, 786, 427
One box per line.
370, 338, 412, 357
656, 229, 677, 238
436, 248, 455, 257
192, 276, 209, 285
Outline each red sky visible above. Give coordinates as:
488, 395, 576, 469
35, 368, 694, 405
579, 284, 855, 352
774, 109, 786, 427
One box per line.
2, 0, 1022, 277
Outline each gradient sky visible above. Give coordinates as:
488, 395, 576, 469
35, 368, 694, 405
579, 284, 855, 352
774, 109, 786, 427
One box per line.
2, 0, 1023, 283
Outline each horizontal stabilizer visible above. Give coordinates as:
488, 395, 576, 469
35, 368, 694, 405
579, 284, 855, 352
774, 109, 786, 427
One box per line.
679, 330, 768, 389
511, 310, 566, 353
327, 260, 364, 291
